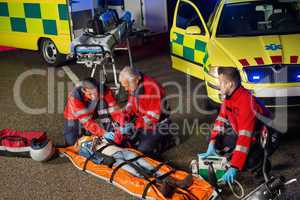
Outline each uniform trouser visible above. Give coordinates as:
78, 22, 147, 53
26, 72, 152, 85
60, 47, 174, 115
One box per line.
131, 120, 171, 157
64, 120, 81, 146
214, 132, 265, 171
214, 128, 280, 171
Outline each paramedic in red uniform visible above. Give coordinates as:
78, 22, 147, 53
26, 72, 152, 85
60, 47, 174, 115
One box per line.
118, 67, 170, 156
200, 67, 280, 183
64, 78, 121, 146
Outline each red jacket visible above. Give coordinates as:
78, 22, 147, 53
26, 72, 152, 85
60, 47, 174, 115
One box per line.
210, 86, 270, 170
64, 85, 118, 137
124, 74, 166, 129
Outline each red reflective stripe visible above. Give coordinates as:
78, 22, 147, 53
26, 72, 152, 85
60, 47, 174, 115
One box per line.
239, 59, 250, 66
270, 56, 282, 64
254, 57, 264, 65
290, 56, 298, 64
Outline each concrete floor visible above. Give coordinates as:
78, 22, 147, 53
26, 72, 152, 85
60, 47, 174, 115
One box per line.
0, 42, 299, 199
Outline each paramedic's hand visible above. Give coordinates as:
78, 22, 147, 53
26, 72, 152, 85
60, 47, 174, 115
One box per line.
221, 167, 238, 184
199, 143, 217, 159
119, 123, 133, 135
104, 132, 115, 142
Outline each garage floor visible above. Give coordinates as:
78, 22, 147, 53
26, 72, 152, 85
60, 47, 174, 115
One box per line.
0, 41, 299, 199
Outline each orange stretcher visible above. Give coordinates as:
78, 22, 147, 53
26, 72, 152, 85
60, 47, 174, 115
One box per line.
58, 142, 217, 200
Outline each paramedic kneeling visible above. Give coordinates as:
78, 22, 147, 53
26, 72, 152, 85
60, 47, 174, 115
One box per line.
117, 67, 170, 157
200, 67, 280, 183
64, 78, 120, 146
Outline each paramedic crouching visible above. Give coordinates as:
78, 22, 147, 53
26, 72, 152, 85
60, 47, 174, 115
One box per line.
64, 78, 121, 146
114, 67, 171, 157
200, 67, 280, 183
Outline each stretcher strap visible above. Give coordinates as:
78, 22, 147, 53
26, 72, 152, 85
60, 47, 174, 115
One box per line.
82, 152, 96, 172
150, 161, 171, 175
142, 169, 175, 199
97, 143, 115, 153
109, 155, 146, 183
82, 143, 114, 172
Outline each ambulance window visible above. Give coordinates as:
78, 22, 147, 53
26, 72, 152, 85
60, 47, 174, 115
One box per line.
176, 2, 205, 34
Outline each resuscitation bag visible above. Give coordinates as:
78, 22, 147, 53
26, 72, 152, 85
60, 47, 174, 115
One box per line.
0, 129, 55, 161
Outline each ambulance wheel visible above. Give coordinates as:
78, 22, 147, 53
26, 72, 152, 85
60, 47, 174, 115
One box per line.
40, 38, 65, 66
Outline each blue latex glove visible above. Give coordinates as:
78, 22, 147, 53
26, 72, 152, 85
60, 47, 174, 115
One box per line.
104, 132, 115, 142
221, 167, 238, 183
119, 123, 133, 135
199, 143, 217, 159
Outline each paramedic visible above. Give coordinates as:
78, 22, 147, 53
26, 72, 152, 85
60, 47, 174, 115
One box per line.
115, 66, 171, 156
64, 78, 121, 146
200, 67, 280, 183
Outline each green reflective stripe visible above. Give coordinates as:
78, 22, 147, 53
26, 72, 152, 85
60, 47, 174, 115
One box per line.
24, 3, 41, 18
147, 111, 160, 120
213, 126, 225, 132
195, 40, 206, 52
0, 2, 9, 17
174, 33, 184, 45
10, 17, 26, 32
58, 4, 69, 20
143, 116, 152, 124
183, 46, 194, 62
239, 130, 252, 138
74, 109, 91, 117
80, 115, 92, 124
216, 116, 229, 125
235, 145, 249, 154
43, 19, 57, 35
203, 52, 209, 64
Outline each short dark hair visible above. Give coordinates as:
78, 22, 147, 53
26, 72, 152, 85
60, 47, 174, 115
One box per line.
218, 67, 241, 84
81, 77, 101, 91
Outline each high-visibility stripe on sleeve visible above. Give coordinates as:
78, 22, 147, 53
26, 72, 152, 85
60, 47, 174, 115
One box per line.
143, 116, 152, 124
80, 115, 92, 124
235, 145, 249, 154
213, 126, 225, 132
216, 116, 229, 125
98, 107, 118, 115
147, 111, 160, 120
239, 130, 252, 138
74, 108, 91, 116
125, 103, 133, 110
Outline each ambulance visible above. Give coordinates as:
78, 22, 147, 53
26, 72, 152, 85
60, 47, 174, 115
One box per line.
0, 0, 72, 66
170, 0, 300, 107
0, 0, 168, 66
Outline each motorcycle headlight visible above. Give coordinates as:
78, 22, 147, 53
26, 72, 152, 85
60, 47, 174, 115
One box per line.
208, 66, 219, 78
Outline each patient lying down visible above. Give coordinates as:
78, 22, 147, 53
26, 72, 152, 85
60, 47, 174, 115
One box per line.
74, 136, 192, 197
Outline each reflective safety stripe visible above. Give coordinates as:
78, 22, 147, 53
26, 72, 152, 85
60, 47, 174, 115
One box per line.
125, 103, 133, 110
98, 107, 118, 115
100, 118, 111, 123
143, 116, 152, 124
147, 111, 160, 120
216, 116, 229, 125
235, 145, 249, 154
74, 108, 91, 116
239, 130, 252, 138
80, 115, 92, 124
213, 126, 225, 132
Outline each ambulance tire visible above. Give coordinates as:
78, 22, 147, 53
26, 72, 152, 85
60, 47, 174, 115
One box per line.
40, 38, 65, 66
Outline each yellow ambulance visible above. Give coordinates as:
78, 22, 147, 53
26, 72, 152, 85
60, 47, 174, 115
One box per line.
170, 0, 300, 107
0, 0, 73, 65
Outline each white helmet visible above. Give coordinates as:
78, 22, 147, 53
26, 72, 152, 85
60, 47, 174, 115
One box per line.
30, 138, 55, 162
